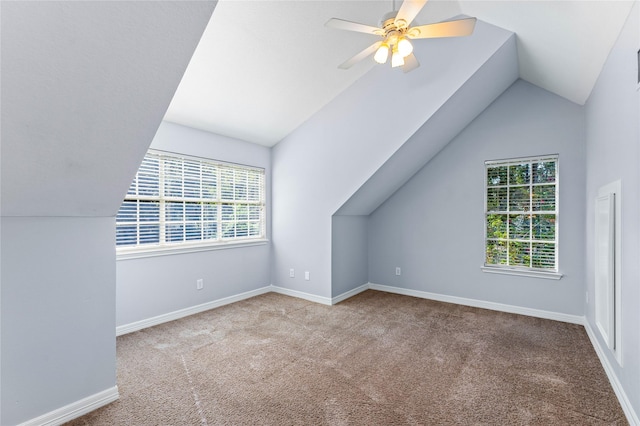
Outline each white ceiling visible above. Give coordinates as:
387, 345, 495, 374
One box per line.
164, 0, 635, 147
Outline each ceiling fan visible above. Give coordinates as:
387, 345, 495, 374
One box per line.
325, 0, 476, 73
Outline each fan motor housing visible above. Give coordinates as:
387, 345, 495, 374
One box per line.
380, 11, 413, 37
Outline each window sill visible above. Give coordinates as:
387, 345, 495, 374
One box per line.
117, 239, 269, 261
481, 266, 563, 280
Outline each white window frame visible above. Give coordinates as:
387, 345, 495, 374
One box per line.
116, 149, 267, 259
481, 154, 562, 280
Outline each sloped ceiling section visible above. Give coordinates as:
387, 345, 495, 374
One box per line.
165, 0, 463, 146
164, 0, 634, 147
335, 20, 518, 216
459, 0, 635, 106
1, 1, 217, 217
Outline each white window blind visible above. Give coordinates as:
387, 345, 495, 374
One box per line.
116, 150, 265, 250
484, 155, 558, 272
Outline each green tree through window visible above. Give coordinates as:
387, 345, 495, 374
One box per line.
485, 156, 558, 271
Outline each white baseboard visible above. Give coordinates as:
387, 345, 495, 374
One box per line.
331, 284, 369, 305
116, 286, 272, 336
118, 282, 585, 337
19, 386, 119, 426
584, 321, 639, 426
368, 283, 584, 324
269, 285, 332, 305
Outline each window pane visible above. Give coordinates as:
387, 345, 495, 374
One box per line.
116, 225, 137, 246
221, 203, 234, 221
509, 163, 530, 185
183, 160, 201, 198
185, 202, 202, 221
236, 204, 248, 221
221, 222, 235, 239
532, 243, 555, 269
164, 159, 183, 197
185, 223, 201, 241
202, 164, 217, 199
139, 224, 160, 244
166, 224, 184, 242
117, 201, 137, 222
487, 166, 507, 186
508, 241, 530, 267
248, 173, 261, 201
236, 222, 249, 237
533, 161, 556, 183
532, 214, 555, 240
166, 202, 184, 221
138, 156, 160, 196
139, 201, 159, 222
509, 187, 530, 211
486, 240, 507, 265
234, 170, 248, 200
533, 185, 556, 211
487, 187, 507, 212
203, 222, 217, 240
249, 205, 261, 221
509, 214, 530, 239
221, 168, 234, 201
203, 203, 217, 221
249, 222, 261, 237
486, 214, 507, 239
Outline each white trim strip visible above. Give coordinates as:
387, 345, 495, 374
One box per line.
18, 386, 119, 426
269, 285, 332, 305
116, 286, 271, 336
117, 239, 269, 261
485, 153, 558, 166
481, 266, 563, 280
584, 321, 639, 425
368, 283, 583, 324
331, 284, 370, 305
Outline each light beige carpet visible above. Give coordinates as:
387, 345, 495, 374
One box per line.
66, 290, 627, 425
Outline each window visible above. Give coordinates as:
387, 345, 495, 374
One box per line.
116, 150, 265, 252
484, 155, 558, 273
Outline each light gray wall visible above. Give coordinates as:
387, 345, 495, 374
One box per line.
1, 217, 116, 426
0, 2, 216, 424
584, 1, 640, 418
116, 122, 271, 327
331, 216, 368, 297
272, 20, 515, 298
369, 79, 586, 315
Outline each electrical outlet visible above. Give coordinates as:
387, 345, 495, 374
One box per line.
395, 267, 401, 276
289, 269, 295, 278
305, 271, 310, 281
196, 278, 204, 290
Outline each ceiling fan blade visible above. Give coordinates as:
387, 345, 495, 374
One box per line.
325, 18, 384, 36
395, 0, 428, 29
339, 41, 383, 70
402, 53, 420, 73
407, 17, 477, 39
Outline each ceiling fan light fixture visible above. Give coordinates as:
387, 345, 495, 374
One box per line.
391, 47, 404, 68
397, 37, 413, 57
326, 0, 476, 73
374, 43, 390, 64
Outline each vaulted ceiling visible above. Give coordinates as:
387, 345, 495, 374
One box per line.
164, 0, 634, 147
